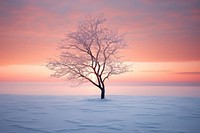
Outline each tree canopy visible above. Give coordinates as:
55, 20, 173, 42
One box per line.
46, 14, 129, 99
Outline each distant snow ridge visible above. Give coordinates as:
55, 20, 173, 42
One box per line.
0, 95, 200, 133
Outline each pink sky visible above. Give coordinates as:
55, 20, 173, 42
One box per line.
0, 0, 200, 96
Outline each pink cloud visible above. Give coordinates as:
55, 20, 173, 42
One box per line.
0, 0, 200, 66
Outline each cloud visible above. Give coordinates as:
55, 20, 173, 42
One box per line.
174, 72, 200, 75
0, 0, 200, 66
140, 70, 172, 73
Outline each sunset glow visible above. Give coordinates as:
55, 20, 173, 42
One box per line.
0, 0, 200, 96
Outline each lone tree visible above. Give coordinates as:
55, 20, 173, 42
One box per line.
46, 14, 129, 99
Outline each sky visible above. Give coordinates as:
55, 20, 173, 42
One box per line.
0, 0, 200, 87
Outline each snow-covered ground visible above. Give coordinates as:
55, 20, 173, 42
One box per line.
0, 95, 199, 133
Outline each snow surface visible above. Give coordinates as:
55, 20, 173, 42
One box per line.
0, 95, 200, 133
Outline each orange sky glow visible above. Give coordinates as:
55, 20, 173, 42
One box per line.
0, 0, 200, 96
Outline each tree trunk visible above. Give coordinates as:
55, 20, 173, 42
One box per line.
101, 87, 105, 99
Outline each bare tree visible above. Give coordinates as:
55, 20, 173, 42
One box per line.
46, 14, 129, 99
